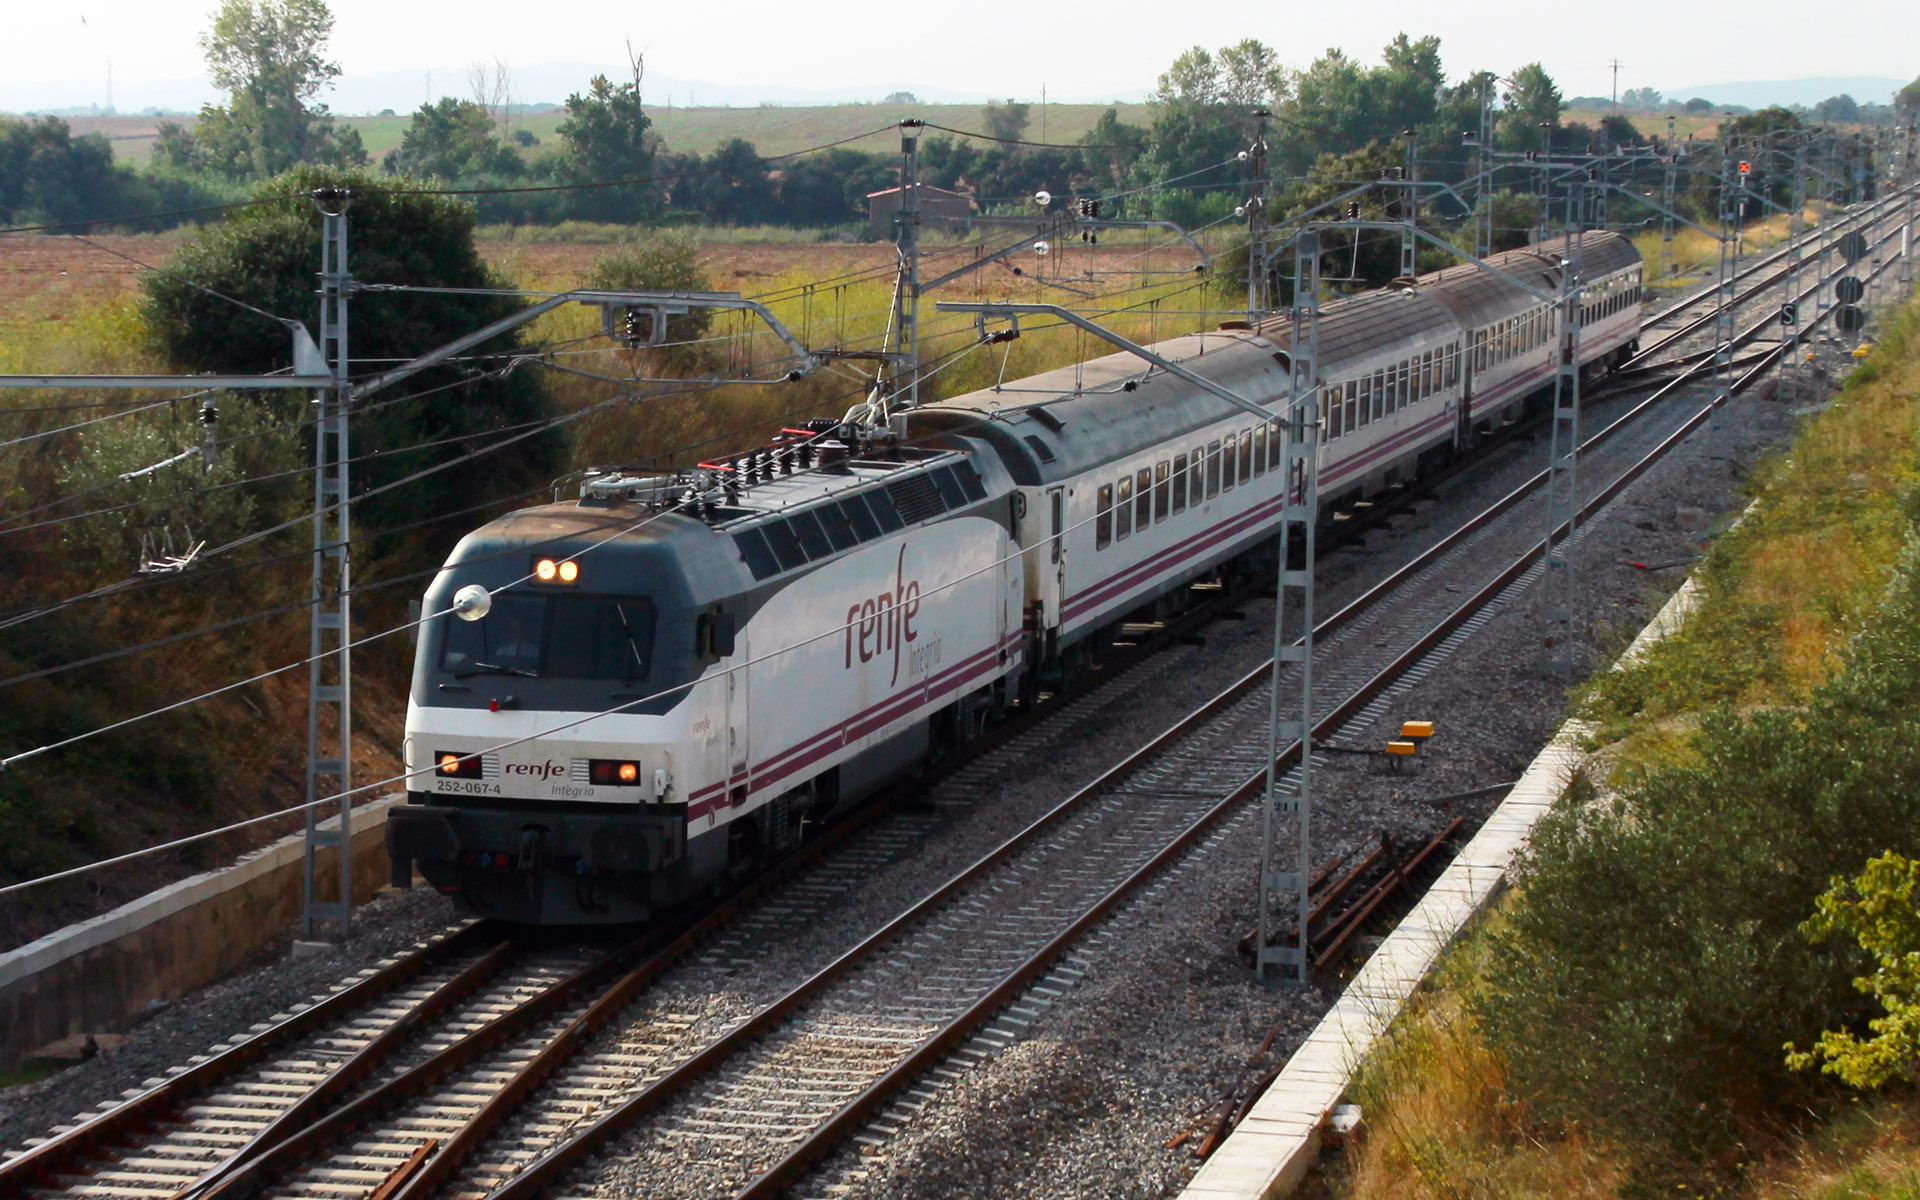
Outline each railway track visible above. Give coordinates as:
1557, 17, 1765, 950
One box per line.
4, 198, 1908, 1200
1631, 187, 1913, 371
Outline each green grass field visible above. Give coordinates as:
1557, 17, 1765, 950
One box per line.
60, 101, 1154, 167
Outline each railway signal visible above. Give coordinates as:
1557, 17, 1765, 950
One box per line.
1834, 275, 1865, 304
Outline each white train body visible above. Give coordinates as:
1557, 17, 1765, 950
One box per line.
389, 233, 1642, 924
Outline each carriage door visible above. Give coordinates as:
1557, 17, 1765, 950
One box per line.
725, 627, 750, 806
1048, 487, 1067, 612
1458, 335, 1477, 449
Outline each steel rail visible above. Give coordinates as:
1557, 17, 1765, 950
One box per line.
0, 921, 490, 1198
1628, 186, 1912, 364
474, 231, 1885, 1200
728, 266, 1870, 1198
1638, 186, 1908, 334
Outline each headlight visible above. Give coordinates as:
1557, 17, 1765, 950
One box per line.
436, 751, 484, 779
589, 759, 642, 786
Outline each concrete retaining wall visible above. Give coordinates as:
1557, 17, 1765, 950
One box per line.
0, 795, 403, 1069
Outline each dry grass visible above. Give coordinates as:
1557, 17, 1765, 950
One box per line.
1634, 206, 1827, 291
1327, 922, 1624, 1200
1747, 1093, 1920, 1200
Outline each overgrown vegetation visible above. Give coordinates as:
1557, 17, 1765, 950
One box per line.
1330, 285, 1920, 1198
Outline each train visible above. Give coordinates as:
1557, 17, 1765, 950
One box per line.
385, 231, 1645, 924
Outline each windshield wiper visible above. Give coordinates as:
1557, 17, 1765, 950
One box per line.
453, 661, 540, 679
616, 604, 647, 684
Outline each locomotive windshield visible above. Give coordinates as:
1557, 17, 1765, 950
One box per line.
440, 593, 656, 682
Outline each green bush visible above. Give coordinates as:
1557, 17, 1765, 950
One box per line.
140, 165, 563, 533
583, 229, 716, 361
54, 396, 303, 570
1788, 852, 1920, 1089
1474, 531, 1920, 1191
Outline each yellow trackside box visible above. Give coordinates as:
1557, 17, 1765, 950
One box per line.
1400, 721, 1435, 739
1386, 740, 1419, 756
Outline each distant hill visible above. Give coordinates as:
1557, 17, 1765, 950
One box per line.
1663, 76, 1908, 109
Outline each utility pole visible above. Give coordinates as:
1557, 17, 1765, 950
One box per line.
1659, 115, 1679, 281
1714, 153, 1743, 401
1257, 228, 1322, 986
304, 189, 354, 940
1400, 130, 1419, 279
894, 120, 923, 409
1610, 58, 1622, 111
1542, 178, 1585, 675
1247, 109, 1272, 323
1534, 123, 1553, 243
1782, 136, 1809, 407
1474, 80, 1496, 261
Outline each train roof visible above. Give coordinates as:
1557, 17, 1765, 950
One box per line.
1257, 286, 1462, 373
1414, 231, 1642, 329
908, 327, 1291, 485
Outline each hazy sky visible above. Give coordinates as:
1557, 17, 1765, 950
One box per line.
8, 0, 1916, 111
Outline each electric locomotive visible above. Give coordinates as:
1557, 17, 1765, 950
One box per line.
387, 232, 1642, 925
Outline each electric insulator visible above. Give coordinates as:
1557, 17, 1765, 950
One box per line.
621, 308, 645, 347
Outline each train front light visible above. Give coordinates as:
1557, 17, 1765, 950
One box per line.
436, 751, 484, 779
589, 759, 643, 786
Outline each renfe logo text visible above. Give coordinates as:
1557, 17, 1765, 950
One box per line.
846, 546, 922, 685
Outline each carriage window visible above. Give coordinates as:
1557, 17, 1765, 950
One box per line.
1253, 425, 1268, 473
1269, 420, 1284, 469
1398, 360, 1411, 410
1371, 370, 1386, 422
1136, 468, 1152, 529
1239, 432, 1254, 480
1115, 476, 1133, 540
1096, 485, 1113, 550
1446, 345, 1459, 388
1206, 441, 1222, 498
1155, 460, 1171, 519
1222, 434, 1237, 493
1171, 453, 1189, 514
1421, 352, 1434, 399
1343, 380, 1358, 436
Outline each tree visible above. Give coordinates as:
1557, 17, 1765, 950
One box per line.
1219, 39, 1285, 110
678, 138, 774, 224
555, 73, 657, 220
1899, 76, 1920, 117
1, 116, 217, 230
180, 0, 363, 180
1377, 33, 1443, 132
384, 98, 521, 181
1787, 852, 1920, 1090
1153, 47, 1221, 106
1621, 86, 1663, 109
1815, 94, 1862, 124
140, 166, 562, 530
1500, 62, 1563, 151
982, 98, 1031, 143
1077, 108, 1149, 189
